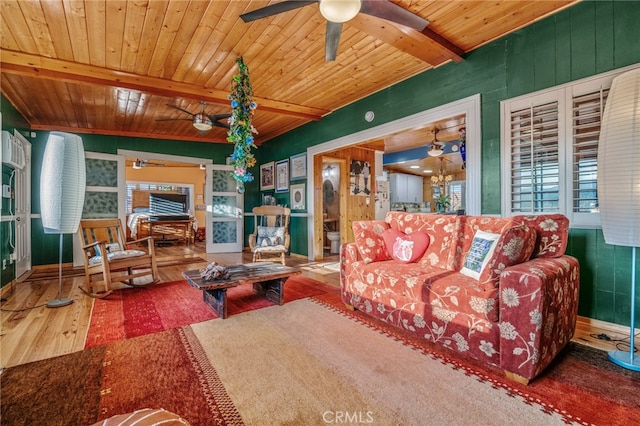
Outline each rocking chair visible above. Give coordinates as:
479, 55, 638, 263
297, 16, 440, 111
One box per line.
78, 218, 159, 298
248, 206, 291, 265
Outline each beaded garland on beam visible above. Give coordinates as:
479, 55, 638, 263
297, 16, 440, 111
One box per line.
228, 56, 258, 193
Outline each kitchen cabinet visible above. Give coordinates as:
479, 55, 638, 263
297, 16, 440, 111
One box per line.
390, 173, 423, 203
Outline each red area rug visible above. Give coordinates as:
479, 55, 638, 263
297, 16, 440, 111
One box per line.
313, 292, 640, 426
85, 275, 336, 348
1, 327, 243, 426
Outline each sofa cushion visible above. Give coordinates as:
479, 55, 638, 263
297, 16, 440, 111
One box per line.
460, 230, 500, 280
453, 217, 537, 290
382, 229, 429, 263
386, 212, 460, 269
352, 220, 391, 263
514, 214, 569, 258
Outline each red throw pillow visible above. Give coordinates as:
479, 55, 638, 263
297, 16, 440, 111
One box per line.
382, 229, 430, 263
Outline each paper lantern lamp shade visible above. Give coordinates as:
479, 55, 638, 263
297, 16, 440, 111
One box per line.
40, 132, 86, 234
597, 68, 640, 247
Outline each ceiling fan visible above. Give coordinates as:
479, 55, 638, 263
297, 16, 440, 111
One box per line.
427, 128, 462, 157
240, 0, 431, 61
156, 102, 231, 133
132, 159, 165, 169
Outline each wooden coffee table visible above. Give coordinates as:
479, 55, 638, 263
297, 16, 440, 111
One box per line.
182, 262, 301, 319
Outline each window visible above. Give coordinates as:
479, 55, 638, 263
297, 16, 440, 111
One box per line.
126, 181, 194, 215
447, 180, 466, 212
501, 65, 638, 227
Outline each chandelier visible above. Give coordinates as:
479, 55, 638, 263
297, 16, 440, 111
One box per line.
431, 157, 452, 186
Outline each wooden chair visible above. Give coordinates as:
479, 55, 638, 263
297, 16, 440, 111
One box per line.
248, 206, 291, 265
78, 218, 160, 298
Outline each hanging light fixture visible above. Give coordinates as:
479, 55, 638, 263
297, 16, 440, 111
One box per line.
431, 157, 452, 186
428, 128, 444, 157
132, 159, 143, 169
319, 0, 361, 22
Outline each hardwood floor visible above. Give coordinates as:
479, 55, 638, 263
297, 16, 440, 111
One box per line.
0, 242, 626, 370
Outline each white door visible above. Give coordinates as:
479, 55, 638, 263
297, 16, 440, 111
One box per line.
13, 132, 31, 279
205, 165, 243, 253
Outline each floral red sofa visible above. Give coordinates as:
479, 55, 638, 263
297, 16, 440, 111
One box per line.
340, 212, 580, 383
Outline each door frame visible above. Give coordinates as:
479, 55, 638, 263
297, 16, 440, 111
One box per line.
314, 156, 347, 260
11, 131, 31, 279
307, 94, 481, 260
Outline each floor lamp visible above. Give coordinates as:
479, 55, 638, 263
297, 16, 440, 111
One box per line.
40, 132, 86, 308
597, 68, 640, 371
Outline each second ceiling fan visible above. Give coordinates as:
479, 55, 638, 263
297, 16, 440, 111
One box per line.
157, 102, 231, 134
240, 0, 431, 61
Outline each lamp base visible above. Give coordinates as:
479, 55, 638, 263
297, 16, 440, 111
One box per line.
608, 350, 640, 371
46, 297, 73, 309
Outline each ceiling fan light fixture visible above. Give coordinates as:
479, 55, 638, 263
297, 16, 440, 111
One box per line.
428, 127, 444, 157
428, 144, 444, 157
132, 159, 143, 169
193, 113, 213, 131
319, 0, 361, 23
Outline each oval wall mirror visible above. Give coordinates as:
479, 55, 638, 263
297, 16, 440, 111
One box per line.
323, 179, 334, 204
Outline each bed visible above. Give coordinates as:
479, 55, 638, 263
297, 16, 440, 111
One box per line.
127, 190, 197, 244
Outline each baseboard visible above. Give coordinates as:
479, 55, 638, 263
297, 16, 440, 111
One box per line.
576, 315, 639, 336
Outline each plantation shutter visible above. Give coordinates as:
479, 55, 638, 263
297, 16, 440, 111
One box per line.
507, 100, 560, 213
571, 88, 608, 214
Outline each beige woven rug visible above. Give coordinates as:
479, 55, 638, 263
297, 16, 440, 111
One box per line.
191, 298, 569, 425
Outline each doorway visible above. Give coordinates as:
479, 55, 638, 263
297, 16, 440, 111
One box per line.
313, 156, 347, 261
307, 94, 481, 260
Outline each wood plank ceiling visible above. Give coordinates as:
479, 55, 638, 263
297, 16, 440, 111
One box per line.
0, 0, 578, 147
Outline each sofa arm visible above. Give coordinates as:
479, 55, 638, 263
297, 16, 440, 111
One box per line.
340, 242, 362, 280
498, 255, 580, 381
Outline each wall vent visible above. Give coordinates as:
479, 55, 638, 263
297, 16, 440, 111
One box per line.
1, 130, 26, 169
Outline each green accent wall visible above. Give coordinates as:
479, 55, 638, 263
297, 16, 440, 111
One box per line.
246, 0, 640, 327
1, 1, 639, 327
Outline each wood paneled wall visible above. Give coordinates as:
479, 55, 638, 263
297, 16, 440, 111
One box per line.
313, 145, 376, 260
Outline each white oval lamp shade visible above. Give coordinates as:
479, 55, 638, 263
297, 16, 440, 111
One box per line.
40, 131, 86, 234
597, 68, 640, 247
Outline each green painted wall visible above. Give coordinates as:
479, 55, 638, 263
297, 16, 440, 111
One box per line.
1, 1, 639, 327
247, 1, 640, 327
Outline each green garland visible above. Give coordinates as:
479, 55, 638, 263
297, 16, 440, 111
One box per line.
227, 56, 258, 192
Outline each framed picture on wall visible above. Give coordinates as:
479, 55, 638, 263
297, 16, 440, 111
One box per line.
290, 153, 307, 181
291, 183, 305, 210
260, 161, 275, 191
275, 159, 289, 193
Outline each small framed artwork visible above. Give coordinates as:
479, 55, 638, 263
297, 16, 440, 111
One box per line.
260, 161, 275, 191
262, 193, 276, 206
290, 152, 307, 181
275, 159, 289, 193
290, 183, 305, 210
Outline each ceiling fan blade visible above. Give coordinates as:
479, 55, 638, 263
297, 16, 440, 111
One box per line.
240, 0, 317, 23
359, 0, 429, 31
207, 114, 231, 129
209, 113, 232, 120
325, 21, 343, 61
166, 103, 195, 116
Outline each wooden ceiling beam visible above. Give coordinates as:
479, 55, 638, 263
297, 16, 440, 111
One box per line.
347, 15, 464, 65
0, 49, 329, 121
29, 122, 230, 144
